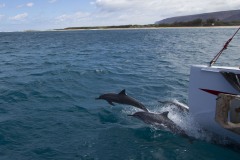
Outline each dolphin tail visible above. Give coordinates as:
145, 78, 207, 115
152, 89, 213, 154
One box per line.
136, 103, 149, 112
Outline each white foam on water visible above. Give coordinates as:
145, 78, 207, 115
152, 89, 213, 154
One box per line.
152, 99, 212, 141
120, 99, 224, 143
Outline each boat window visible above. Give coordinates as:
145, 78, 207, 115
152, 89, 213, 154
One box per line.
221, 71, 240, 92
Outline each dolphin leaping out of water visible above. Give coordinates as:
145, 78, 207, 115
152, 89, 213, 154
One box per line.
128, 111, 189, 138
96, 89, 149, 112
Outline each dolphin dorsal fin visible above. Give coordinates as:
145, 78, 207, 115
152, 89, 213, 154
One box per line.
160, 111, 169, 117
118, 89, 126, 95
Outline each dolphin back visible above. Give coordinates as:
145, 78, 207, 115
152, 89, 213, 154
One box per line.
122, 94, 148, 112
96, 89, 149, 112
117, 89, 148, 112
130, 111, 188, 137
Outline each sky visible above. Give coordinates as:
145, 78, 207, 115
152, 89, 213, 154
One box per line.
0, 0, 240, 31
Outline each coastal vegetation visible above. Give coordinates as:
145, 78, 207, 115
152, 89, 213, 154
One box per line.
61, 19, 240, 30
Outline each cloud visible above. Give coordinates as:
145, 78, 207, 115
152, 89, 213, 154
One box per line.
54, 11, 93, 28
0, 14, 4, 21
26, 2, 34, 7
93, 0, 134, 12
56, 12, 90, 22
10, 13, 28, 21
93, 0, 240, 14
90, 0, 240, 25
49, 0, 57, 3
0, 3, 5, 8
17, 2, 34, 8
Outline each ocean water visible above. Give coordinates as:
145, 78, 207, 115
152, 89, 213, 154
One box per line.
0, 28, 240, 160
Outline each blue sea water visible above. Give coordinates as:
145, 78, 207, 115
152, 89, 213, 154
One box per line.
0, 28, 240, 160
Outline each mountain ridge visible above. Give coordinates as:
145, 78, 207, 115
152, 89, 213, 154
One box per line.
156, 10, 240, 24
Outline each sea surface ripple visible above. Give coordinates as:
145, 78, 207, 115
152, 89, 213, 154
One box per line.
0, 28, 240, 159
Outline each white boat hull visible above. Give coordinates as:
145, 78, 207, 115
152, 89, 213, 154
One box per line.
188, 65, 240, 143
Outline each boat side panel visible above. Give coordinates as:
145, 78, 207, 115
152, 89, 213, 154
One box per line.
188, 65, 240, 142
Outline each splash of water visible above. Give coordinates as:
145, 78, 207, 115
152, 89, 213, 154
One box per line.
155, 99, 212, 141
121, 99, 238, 146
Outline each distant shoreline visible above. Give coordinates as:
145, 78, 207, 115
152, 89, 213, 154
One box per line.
55, 25, 239, 31
11, 25, 239, 33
